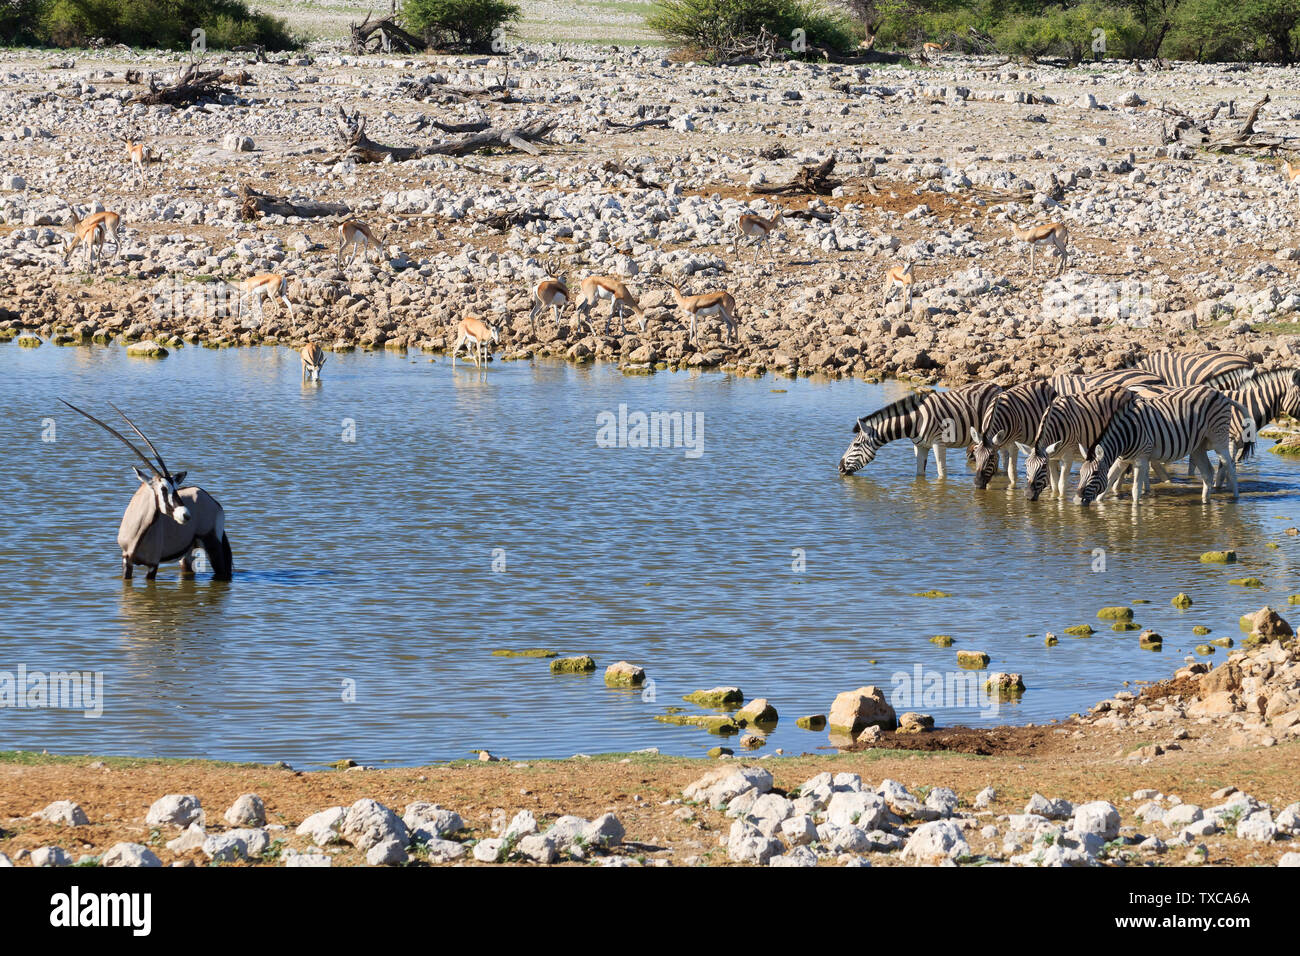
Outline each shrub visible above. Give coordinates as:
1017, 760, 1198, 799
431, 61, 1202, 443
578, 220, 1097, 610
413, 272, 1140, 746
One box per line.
401, 0, 521, 52
0, 0, 51, 46
648, 0, 861, 58
38, 0, 298, 50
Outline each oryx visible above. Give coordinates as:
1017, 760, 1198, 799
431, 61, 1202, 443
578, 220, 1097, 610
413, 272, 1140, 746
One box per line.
61, 401, 233, 581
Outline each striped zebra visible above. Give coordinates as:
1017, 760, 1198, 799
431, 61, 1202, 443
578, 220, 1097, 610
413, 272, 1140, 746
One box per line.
1212, 368, 1300, 488
1135, 350, 1254, 389
1049, 368, 1165, 395
1019, 385, 1138, 500
839, 383, 1001, 477
1076, 386, 1242, 504
970, 379, 1057, 489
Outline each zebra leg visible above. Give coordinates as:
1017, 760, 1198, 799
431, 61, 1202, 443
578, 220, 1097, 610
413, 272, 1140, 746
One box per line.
1006, 447, 1018, 487
1152, 461, 1172, 485
933, 444, 948, 479
914, 443, 927, 477
1212, 444, 1238, 500
1190, 450, 1215, 502
1133, 459, 1149, 503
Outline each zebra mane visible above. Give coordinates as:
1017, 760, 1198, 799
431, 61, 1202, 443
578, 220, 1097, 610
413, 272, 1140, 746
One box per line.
1236, 367, 1297, 393
853, 391, 928, 433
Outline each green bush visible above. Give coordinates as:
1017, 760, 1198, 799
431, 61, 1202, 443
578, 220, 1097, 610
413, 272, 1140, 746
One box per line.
648, 0, 862, 58
401, 0, 521, 52
0, 0, 51, 46
23, 0, 297, 50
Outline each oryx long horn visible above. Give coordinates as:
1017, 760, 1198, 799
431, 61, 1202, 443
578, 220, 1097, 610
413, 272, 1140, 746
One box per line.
108, 402, 171, 477
60, 400, 163, 478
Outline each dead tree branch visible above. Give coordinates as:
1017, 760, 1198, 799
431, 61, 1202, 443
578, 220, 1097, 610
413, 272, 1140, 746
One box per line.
238, 184, 350, 221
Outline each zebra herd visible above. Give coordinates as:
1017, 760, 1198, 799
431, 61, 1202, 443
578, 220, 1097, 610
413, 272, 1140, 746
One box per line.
837, 350, 1300, 505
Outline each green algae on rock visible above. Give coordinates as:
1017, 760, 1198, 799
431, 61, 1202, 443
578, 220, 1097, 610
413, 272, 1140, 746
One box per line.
1097, 607, 1133, 621
911, 590, 951, 598
1171, 593, 1193, 608
492, 648, 557, 658
1228, 577, 1265, 588
956, 650, 990, 669
795, 714, 826, 731
929, 634, 954, 647
683, 686, 743, 708
1199, 550, 1237, 563
1064, 624, 1094, 637
549, 656, 596, 674
603, 661, 646, 687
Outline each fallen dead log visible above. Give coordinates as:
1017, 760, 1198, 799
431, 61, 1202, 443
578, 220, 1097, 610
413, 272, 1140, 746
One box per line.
351, 11, 426, 54
477, 208, 552, 231
127, 61, 234, 107
239, 184, 350, 221
603, 117, 670, 133
334, 107, 557, 163
753, 154, 838, 195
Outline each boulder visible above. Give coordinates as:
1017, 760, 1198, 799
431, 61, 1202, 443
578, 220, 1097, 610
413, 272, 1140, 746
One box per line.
828, 685, 897, 734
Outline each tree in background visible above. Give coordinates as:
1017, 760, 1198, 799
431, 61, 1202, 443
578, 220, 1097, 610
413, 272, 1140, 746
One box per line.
401, 0, 521, 52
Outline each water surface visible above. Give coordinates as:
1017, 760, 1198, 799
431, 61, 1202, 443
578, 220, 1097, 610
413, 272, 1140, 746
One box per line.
3, 343, 1298, 766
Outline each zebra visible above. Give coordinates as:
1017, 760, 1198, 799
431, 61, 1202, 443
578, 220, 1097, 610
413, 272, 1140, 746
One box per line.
1019, 385, 1137, 500
1135, 350, 1254, 389
1076, 386, 1242, 505
1212, 368, 1300, 488
970, 379, 1056, 489
1049, 368, 1165, 395
839, 383, 1001, 477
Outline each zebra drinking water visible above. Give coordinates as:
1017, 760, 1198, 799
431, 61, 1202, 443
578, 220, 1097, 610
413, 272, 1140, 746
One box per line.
970, 379, 1057, 489
1020, 385, 1138, 500
839, 383, 1001, 478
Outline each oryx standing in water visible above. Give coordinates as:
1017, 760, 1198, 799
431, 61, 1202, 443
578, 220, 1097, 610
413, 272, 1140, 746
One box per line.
61, 401, 233, 581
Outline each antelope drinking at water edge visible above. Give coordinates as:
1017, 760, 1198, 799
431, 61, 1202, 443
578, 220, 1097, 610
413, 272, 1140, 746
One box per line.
61, 401, 232, 581
301, 343, 326, 381
452, 314, 499, 368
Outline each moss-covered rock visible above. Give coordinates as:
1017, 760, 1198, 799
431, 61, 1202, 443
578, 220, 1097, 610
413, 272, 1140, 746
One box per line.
795, 714, 826, 731
1199, 550, 1237, 563
549, 656, 596, 674
1138, 630, 1163, 648
984, 672, 1025, 694
1111, 621, 1139, 632
911, 589, 950, 598
683, 686, 743, 708
1064, 624, 1094, 637
604, 661, 646, 687
16, 334, 42, 348
956, 650, 990, 669
1097, 606, 1133, 621
1228, 577, 1265, 588
1194, 644, 1215, 656
1171, 592, 1193, 609
1209, 637, 1233, 648
492, 648, 557, 658
655, 714, 738, 735
707, 746, 733, 758
1044, 632, 1059, 646
1192, 625, 1211, 635
929, 634, 954, 647
735, 698, 777, 727
126, 340, 168, 358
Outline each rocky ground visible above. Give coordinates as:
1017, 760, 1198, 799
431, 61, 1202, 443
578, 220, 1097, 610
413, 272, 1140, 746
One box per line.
2, 603, 1297, 867
3, 45, 1300, 388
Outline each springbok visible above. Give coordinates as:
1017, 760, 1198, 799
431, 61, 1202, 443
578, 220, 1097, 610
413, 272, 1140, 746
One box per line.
881, 261, 914, 309
575, 276, 646, 335
63, 206, 121, 271
1009, 216, 1069, 276
1284, 159, 1300, 192
452, 314, 499, 368
124, 138, 153, 184
337, 219, 386, 270
922, 41, 949, 56
666, 281, 737, 344
530, 261, 569, 331
61, 401, 232, 581
734, 208, 783, 266
228, 273, 294, 326
301, 343, 326, 381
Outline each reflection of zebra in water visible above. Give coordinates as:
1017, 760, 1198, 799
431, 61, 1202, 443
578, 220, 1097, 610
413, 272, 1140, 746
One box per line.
839, 383, 1001, 478
970, 379, 1056, 489
1076, 386, 1243, 504
1213, 368, 1300, 487
1135, 350, 1254, 389
1020, 385, 1137, 500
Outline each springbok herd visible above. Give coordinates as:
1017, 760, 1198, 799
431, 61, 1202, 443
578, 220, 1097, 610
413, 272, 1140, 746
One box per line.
839, 349, 1300, 504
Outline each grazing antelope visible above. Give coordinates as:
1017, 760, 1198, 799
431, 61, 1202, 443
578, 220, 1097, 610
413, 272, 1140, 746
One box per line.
124, 138, 153, 184
63, 206, 121, 271
666, 281, 738, 344
60, 401, 232, 581
452, 314, 499, 368
881, 261, 914, 309
1009, 216, 1069, 277
301, 342, 326, 382
575, 276, 647, 335
734, 208, 783, 266
530, 261, 569, 331
922, 41, 949, 56
228, 273, 294, 326
1284, 159, 1300, 186
337, 219, 386, 270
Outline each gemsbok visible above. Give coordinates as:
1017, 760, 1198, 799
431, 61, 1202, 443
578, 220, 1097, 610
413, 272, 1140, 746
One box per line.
666, 281, 737, 344
575, 276, 647, 335
734, 208, 783, 266
301, 343, 326, 382
63, 205, 121, 271
337, 219, 386, 270
881, 261, 914, 309
1009, 216, 1069, 276
61, 401, 232, 581
228, 273, 294, 326
452, 314, 499, 368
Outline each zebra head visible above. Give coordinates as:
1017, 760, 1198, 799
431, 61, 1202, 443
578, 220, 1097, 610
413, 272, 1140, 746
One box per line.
1076, 445, 1108, 506
1283, 370, 1300, 419
839, 418, 881, 475
969, 427, 1006, 490
1020, 439, 1062, 501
